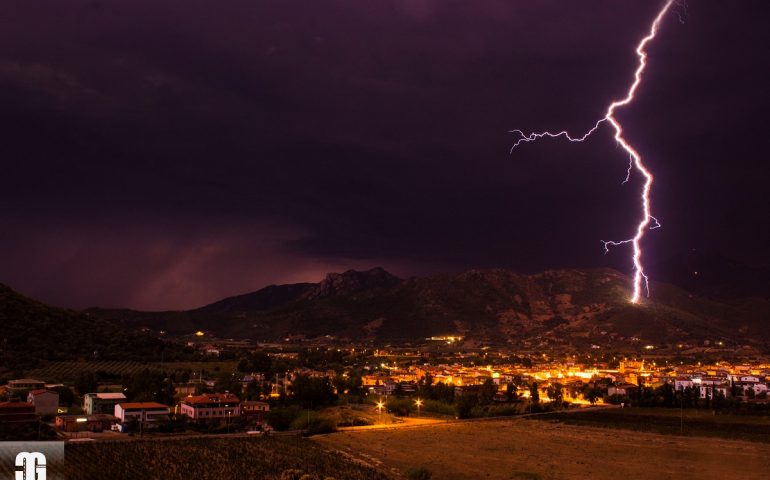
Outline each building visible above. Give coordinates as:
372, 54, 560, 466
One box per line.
114, 403, 170, 424
240, 401, 269, 425
179, 393, 240, 421
27, 390, 59, 416
608, 383, 637, 397
84, 392, 127, 415
6, 379, 46, 398
55, 414, 115, 433
0, 400, 36, 423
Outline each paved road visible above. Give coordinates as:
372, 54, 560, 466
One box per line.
64, 404, 619, 442
333, 403, 620, 433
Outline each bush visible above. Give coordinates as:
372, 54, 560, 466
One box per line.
405, 467, 432, 480
421, 399, 455, 416
289, 411, 337, 436
281, 469, 306, 480
469, 403, 526, 418
269, 406, 303, 431
386, 397, 413, 417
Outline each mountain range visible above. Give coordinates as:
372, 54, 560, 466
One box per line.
89, 266, 770, 349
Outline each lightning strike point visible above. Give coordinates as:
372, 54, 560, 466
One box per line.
510, 1, 675, 304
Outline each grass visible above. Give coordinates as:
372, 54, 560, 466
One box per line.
317, 415, 770, 480
156, 360, 240, 373
25, 360, 161, 382
530, 407, 770, 443
62, 435, 389, 480
25, 360, 243, 383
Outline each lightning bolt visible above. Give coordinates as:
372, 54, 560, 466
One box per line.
510, 0, 675, 304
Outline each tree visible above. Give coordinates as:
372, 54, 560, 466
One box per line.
289, 374, 336, 408
75, 371, 98, 395
454, 394, 477, 419
238, 350, 273, 374
529, 382, 540, 406
50, 386, 75, 407
214, 372, 243, 396
123, 369, 176, 405
478, 379, 496, 405
547, 382, 563, 405
346, 371, 363, 397
505, 383, 517, 402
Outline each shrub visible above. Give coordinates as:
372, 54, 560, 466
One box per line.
405, 467, 432, 480
386, 397, 413, 416
269, 406, 303, 431
289, 411, 337, 436
281, 469, 306, 480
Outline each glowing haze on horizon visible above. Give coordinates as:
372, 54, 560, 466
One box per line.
510, 0, 676, 304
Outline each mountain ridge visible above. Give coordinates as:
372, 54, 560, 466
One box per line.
87, 266, 770, 349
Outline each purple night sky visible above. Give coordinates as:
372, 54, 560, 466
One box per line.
0, 0, 768, 310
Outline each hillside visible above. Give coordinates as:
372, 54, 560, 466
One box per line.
0, 283, 176, 373
92, 267, 770, 349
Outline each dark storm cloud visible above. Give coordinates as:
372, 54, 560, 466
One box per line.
0, 1, 768, 309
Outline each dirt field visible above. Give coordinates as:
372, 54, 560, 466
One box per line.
316, 417, 770, 480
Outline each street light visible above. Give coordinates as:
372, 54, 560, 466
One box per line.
415, 398, 423, 418
376, 401, 384, 424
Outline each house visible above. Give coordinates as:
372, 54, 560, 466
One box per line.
55, 414, 115, 433
6, 379, 46, 398
114, 402, 170, 423
27, 389, 59, 416
83, 392, 127, 415
240, 401, 269, 425
0, 400, 36, 423
608, 383, 637, 397
674, 377, 694, 391
179, 393, 240, 421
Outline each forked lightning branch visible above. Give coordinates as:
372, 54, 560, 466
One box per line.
510, 0, 676, 303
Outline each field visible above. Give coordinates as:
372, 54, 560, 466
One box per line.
59, 435, 389, 480
532, 407, 770, 443
316, 415, 770, 480
25, 361, 161, 382
23, 359, 240, 382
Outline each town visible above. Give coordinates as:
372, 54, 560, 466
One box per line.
1, 341, 768, 440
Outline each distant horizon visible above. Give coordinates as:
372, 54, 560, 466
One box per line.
5, 249, 767, 312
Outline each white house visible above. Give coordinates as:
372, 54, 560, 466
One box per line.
114, 402, 170, 423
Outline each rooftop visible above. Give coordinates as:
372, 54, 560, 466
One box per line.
117, 402, 169, 410
89, 393, 127, 400
183, 393, 240, 405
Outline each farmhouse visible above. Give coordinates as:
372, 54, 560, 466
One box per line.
84, 392, 127, 415
240, 401, 269, 425
6, 379, 46, 397
114, 402, 170, 423
179, 393, 240, 421
55, 414, 115, 432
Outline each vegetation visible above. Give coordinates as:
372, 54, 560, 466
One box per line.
25, 360, 162, 382
405, 466, 433, 480
533, 407, 770, 443
62, 436, 387, 480
0, 284, 186, 374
